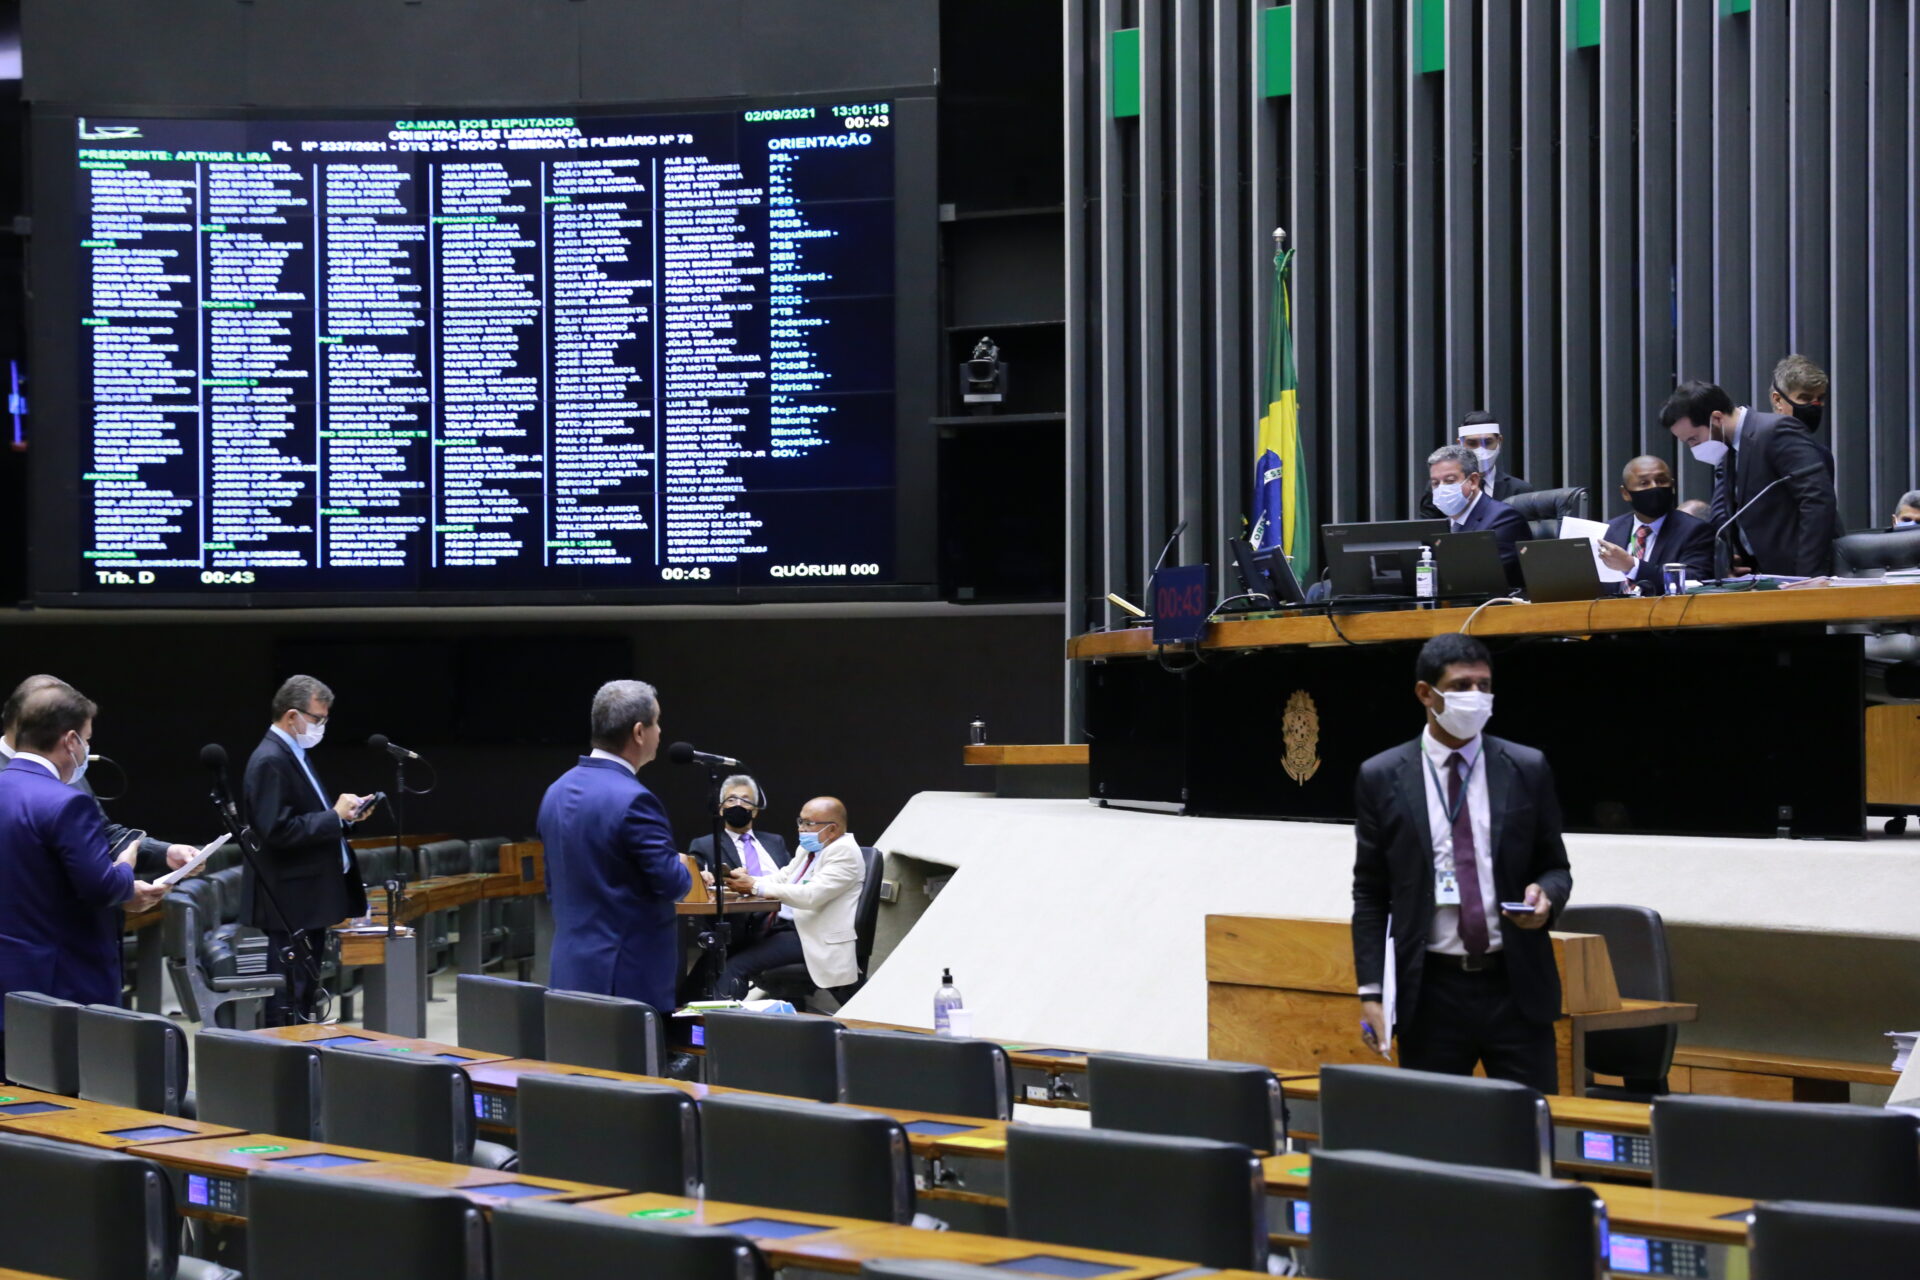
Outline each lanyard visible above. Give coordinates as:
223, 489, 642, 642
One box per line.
1424, 749, 1479, 828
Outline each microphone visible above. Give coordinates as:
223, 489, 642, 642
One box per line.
1150, 518, 1190, 577
1711, 476, 1789, 581
667, 742, 743, 770
367, 734, 423, 761
201, 742, 244, 826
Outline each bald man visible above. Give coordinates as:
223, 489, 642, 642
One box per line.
1597, 456, 1716, 592
720, 795, 866, 1001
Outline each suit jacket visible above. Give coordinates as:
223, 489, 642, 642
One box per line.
1351, 735, 1573, 1028
1417, 469, 1535, 520
0, 756, 136, 1027
1451, 492, 1532, 584
689, 829, 791, 877
1603, 508, 1716, 591
1711, 410, 1841, 577
538, 756, 692, 1014
241, 730, 367, 933
0, 743, 171, 877
750, 832, 866, 988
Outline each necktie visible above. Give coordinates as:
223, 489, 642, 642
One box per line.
1633, 524, 1651, 560
739, 831, 766, 877
1710, 459, 1733, 527
1447, 751, 1489, 956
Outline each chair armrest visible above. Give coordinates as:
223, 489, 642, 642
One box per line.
208, 974, 285, 993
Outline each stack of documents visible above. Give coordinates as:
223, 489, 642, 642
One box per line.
1887, 1031, 1917, 1072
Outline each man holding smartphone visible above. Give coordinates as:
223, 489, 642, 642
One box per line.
1350, 633, 1572, 1092
243, 674, 379, 1025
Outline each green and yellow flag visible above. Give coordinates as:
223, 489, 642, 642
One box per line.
1250, 240, 1312, 582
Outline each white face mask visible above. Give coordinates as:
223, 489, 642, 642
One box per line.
1896, 519, 1918, 530
1431, 689, 1494, 740
1689, 438, 1729, 466
293, 720, 325, 750
1431, 481, 1472, 518
64, 734, 90, 786
1469, 445, 1499, 471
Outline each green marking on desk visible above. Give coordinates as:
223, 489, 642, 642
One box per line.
631, 1208, 695, 1220
231, 1144, 289, 1155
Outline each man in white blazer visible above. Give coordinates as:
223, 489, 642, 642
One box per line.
719, 795, 865, 999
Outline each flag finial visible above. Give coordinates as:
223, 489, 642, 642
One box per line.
1272, 226, 1287, 249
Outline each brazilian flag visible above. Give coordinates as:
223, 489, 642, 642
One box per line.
1250, 241, 1312, 582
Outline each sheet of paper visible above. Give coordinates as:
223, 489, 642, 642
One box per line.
1379, 915, 1397, 1059
1890, 1038, 1920, 1111
155, 833, 227, 887
1558, 515, 1628, 583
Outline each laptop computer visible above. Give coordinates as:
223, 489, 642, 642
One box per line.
1517, 538, 1604, 603
1432, 530, 1509, 602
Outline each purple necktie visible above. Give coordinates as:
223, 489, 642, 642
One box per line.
1448, 752, 1489, 956
739, 831, 767, 877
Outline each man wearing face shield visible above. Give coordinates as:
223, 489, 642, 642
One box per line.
1426, 444, 1530, 585
0, 682, 169, 1076
1417, 410, 1534, 519
1351, 634, 1572, 1093
1767, 354, 1827, 434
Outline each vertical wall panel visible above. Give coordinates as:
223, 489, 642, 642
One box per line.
1440, 0, 1477, 421
1209, 0, 1247, 573
1595, 0, 1635, 487
1363, 0, 1401, 517
1747, 0, 1789, 386
1171, 0, 1208, 559
1478, 0, 1517, 440
1323, 1, 1362, 522
1673, 0, 1715, 505
1634, 0, 1677, 469
1516, 0, 1557, 484
1137, 1, 1169, 572
1826, 1, 1869, 522
1557, 3, 1597, 494
1403, 10, 1442, 498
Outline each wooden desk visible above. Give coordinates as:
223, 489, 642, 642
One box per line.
0, 1086, 107, 1123
676, 898, 778, 915
255, 1024, 510, 1068
0, 1102, 242, 1150
1668, 1045, 1900, 1102
962, 744, 1091, 767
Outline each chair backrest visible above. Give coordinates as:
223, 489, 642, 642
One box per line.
1835, 527, 1920, 575
545, 989, 661, 1076
1557, 903, 1676, 1085
492, 1200, 767, 1280
194, 1028, 323, 1139
838, 1029, 1012, 1120
456, 974, 547, 1059
247, 1168, 486, 1280
1310, 1148, 1606, 1280
1006, 1125, 1267, 1271
1318, 1064, 1551, 1175
2, 991, 82, 1095
357, 843, 402, 887
321, 1045, 475, 1164
1087, 1051, 1283, 1152
1652, 1096, 1920, 1207
703, 1010, 844, 1102
209, 866, 246, 922
76, 1004, 189, 1115
702, 1094, 914, 1224
417, 838, 473, 880
853, 847, 885, 977
0, 1132, 178, 1280
468, 836, 510, 874
516, 1075, 699, 1195
1751, 1200, 1920, 1280
1505, 485, 1589, 539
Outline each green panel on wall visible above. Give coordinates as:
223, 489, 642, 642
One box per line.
1571, 0, 1601, 48
1720, 0, 1751, 14
1417, 0, 1445, 74
1110, 27, 1141, 118
1262, 6, 1293, 97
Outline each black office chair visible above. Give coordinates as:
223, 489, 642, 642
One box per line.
1087, 1051, 1284, 1152
1834, 527, 1920, 575
163, 882, 284, 1029
1318, 1064, 1550, 1175
838, 1028, 1012, 1120
702, 1093, 915, 1224
77, 1003, 191, 1116
456, 973, 546, 1059
320, 1044, 514, 1169
247, 1168, 485, 1280
1309, 1148, 1606, 1280
516, 1074, 699, 1195
0, 1132, 239, 1279
703, 1010, 844, 1102
1005, 1125, 1268, 1271
492, 1199, 769, 1279
1558, 903, 1676, 1099
193, 1028, 322, 1139
545, 989, 662, 1075
416, 837, 473, 881
1751, 1199, 1920, 1280
755, 846, 884, 1006
3, 991, 82, 1095
1506, 485, 1589, 540
1652, 1095, 1920, 1207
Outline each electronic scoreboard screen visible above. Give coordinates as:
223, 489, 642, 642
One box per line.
32, 98, 935, 604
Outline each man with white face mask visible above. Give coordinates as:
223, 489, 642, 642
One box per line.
1425, 444, 1531, 585
1417, 410, 1535, 520
1351, 633, 1572, 1092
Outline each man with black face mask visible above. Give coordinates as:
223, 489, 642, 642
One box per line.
1595, 456, 1715, 592
1768, 354, 1828, 433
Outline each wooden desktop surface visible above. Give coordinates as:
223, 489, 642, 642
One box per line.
0, 1102, 243, 1149
1280, 1073, 1653, 1133
961, 744, 1091, 767
1669, 1045, 1900, 1087
254, 1024, 510, 1065
1069, 581, 1920, 660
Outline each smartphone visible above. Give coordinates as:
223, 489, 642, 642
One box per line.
352, 794, 382, 820
1499, 901, 1536, 913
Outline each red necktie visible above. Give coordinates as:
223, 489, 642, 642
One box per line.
1634, 524, 1651, 560
1448, 752, 1489, 956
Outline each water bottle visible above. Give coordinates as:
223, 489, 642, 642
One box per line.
933, 968, 964, 1034
968, 717, 987, 746
1414, 545, 1437, 606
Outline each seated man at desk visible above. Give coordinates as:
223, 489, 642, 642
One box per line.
1596, 456, 1715, 592
689, 774, 791, 881
1892, 490, 1920, 529
1417, 410, 1535, 519
718, 796, 865, 1001
1426, 444, 1530, 583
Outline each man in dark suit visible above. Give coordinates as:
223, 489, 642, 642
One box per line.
538, 679, 691, 1015
1660, 379, 1839, 577
1595, 456, 1716, 592
1416, 410, 1536, 520
0, 683, 168, 1075
1352, 633, 1573, 1093
682, 773, 791, 994
1427, 444, 1531, 584
242, 674, 377, 1025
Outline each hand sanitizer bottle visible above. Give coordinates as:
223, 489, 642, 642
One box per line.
933, 968, 963, 1034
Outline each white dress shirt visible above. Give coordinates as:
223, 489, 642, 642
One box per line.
1418, 726, 1499, 956
588, 748, 636, 775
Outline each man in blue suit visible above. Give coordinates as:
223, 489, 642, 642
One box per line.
0, 683, 168, 1076
1427, 444, 1532, 585
538, 679, 691, 1015
1595, 455, 1715, 592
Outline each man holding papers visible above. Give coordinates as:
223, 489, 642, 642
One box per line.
1596, 456, 1715, 591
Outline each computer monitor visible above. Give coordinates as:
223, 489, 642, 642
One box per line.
1323, 520, 1449, 598
1226, 538, 1308, 610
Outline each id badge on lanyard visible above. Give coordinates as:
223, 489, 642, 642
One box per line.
1426, 752, 1475, 907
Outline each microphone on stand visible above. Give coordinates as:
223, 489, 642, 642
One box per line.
1150, 517, 1190, 577
367, 734, 424, 761
667, 742, 744, 770
1711, 476, 1788, 582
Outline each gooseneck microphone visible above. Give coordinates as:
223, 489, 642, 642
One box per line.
1711, 475, 1789, 581
667, 742, 744, 770
367, 733, 424, 761
1150, 517, 1190, 577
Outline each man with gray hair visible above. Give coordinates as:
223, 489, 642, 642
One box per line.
1892, 490, 1920, 529
1426, 442, 1530, 584
538, 678, 691, 1015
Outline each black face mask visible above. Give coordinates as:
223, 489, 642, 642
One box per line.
1775, 383, 1824, 430
1627, 486, 1677, 519
722, 805, 755, 830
